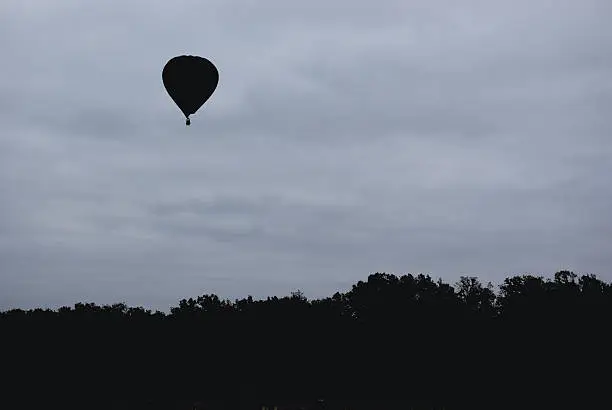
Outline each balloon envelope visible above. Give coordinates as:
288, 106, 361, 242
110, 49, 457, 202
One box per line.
162, 55, 219, 122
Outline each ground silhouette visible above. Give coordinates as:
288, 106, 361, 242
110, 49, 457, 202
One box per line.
2, 270, 610, 408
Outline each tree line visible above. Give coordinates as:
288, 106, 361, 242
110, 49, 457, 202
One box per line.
2, 270, 610, 409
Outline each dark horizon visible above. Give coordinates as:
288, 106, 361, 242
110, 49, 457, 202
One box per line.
3, 270, 610, 408
0, 269, 606, 314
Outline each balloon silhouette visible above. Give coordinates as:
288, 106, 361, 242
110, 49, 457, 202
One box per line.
162, 55, 219, 126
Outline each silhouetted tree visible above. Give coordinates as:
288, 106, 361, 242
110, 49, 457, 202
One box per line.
2, 270, 611, 407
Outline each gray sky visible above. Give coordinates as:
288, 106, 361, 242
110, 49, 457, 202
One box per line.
1, 0, 611, 312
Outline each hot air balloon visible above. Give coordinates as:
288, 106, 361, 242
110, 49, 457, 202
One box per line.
162, 55, 219, 126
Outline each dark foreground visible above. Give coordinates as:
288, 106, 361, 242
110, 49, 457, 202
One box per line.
88, 399, 448, 410
3, 271, 611, 407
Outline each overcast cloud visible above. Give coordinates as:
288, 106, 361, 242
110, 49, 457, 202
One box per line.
1, 0, 611, 311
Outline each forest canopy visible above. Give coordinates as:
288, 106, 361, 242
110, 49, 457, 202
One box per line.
3, 271, 610, 408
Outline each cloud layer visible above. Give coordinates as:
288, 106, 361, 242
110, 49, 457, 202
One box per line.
1, 0, 611, 311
